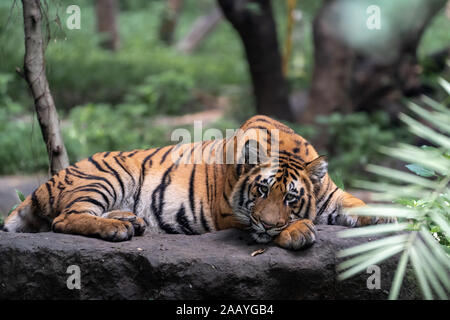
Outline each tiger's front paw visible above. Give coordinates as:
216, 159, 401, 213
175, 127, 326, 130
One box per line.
128, 216, 146, 236
100, 219, 134, 242
274, 219, 317, 250
104, 211, 146, 236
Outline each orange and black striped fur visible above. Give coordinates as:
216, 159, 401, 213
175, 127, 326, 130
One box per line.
3, 116, 392, 250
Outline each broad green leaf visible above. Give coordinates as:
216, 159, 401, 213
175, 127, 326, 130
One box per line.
405, 163, 436, 178
330, 171, 345, 190
8, 204, 19, 215
15, 189, 25, 202
367, 164, 438, 189
382, 145, 449, 175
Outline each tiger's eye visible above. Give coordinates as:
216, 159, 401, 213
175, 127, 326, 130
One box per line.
259, 185, 269, 194
285, 193, 296, 202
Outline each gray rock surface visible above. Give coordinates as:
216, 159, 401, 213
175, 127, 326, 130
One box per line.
0, 225, 419, 299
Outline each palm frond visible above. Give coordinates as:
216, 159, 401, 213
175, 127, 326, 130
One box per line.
338, 234, 409, 258
345, 205, 419, 219
380, 144, 449, 175
338, 222, 410, 238
389, 237, 413, 300
408, 102, 450, 134
337, 84, 450, 300
366, 164, 439, 189
338, 244, 406, 281
438, 78, 450, 95
399, 113, 450, 150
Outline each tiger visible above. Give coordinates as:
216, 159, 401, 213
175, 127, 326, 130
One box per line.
2, 115, 392, 250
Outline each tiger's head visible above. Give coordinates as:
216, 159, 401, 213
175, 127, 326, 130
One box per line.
229, 140, 327, 243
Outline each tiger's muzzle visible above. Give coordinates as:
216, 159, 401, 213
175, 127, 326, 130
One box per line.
249, 213, 288, 243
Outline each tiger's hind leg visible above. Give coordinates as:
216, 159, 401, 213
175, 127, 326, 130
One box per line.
335, 191, 397, 227
52, 212, 135, 241
103, 211, 146, 236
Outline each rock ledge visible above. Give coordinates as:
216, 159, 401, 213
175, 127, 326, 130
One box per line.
0, 226, 419, 299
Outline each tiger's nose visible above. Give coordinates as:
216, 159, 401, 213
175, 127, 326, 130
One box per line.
261, 219, 286, 229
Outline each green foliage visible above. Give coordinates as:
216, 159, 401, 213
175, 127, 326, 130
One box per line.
15, 189, 25, 202
245, 2, 262, 15
274, 0, 321, 90
0, 0, 447, 180
125, 71, 196, 116
66, 103, 174, 160
418, 12, 450, 59
282, 120, 318, 144
0, 0, 246, 110
395, 147, 450, 249
4, 188, 26, 219
0, 116, 47, 174
0, 189, 25, 226
0, 188, 26, 224
223, 87, 257, 124
0, 72, 48, 173
0, 112, 84, 174
315, 111, 410, 185
330, 170, 346, 190
0, 70, 174, 172
0, 71, 82, 173
0, 73, 25, 116
338, 79, 450, 300
405, 162, 436, 178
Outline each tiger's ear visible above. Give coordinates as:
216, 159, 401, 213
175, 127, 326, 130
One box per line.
305, 156, 328, 184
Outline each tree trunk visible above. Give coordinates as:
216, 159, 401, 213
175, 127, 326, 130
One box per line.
300, 0, 353, 124
159, 0, 183, 45
218, 0, 294, 120
300, 0, 447, 124
282, 0, 298, 76
21, 0, 69, 176
95, 0, 120, 51
176, 7, 222, 54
